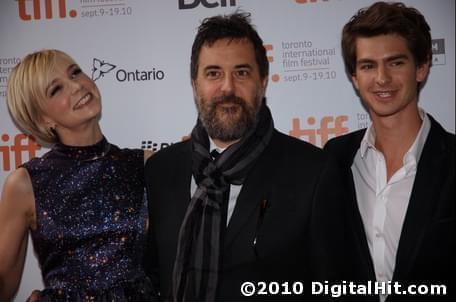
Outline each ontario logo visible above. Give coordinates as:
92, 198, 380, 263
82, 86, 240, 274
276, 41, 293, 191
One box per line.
92, 58, 116, 81
91, 58, 165, 82
18, 0, 78, 21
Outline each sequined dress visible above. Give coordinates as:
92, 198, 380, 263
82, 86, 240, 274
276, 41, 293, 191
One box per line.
22, 137, 155, 301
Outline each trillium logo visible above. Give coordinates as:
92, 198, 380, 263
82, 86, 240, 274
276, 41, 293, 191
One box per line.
91, 58, 116, 81
90, 58, 165, 82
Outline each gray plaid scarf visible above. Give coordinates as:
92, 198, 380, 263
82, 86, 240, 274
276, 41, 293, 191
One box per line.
171, 103, 274, 302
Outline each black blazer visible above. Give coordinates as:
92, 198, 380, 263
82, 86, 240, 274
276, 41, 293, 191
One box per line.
324, 115, 455, 302
144, 130, 356, 301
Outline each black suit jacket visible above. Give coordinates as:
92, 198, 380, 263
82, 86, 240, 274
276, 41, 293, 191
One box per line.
324, 115, 455, 302
144, 130, 356, 301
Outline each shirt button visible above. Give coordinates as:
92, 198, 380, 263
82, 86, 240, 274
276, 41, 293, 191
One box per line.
375, 232, 382, 238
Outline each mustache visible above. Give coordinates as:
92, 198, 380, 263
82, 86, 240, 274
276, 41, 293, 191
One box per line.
211, 94, 246, 106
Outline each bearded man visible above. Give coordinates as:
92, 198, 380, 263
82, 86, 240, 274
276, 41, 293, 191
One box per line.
144, 12, 355, 302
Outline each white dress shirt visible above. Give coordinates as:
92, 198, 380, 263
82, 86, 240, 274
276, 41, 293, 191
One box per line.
190, 138, 242, 226
351, 110, 430, 302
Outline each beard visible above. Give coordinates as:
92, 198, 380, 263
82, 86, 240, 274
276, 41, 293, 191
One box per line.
195, 93, 262, 142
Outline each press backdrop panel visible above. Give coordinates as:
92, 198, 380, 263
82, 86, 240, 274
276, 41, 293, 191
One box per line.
0, 1, 454, 300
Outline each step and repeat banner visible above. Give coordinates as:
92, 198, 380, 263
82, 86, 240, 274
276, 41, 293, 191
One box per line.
1, 0, 454, 300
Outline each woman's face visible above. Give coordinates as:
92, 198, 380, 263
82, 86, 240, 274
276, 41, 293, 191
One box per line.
41, 55, 102, 137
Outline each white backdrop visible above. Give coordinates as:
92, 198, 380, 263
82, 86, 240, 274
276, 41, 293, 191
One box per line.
0, 0, 454, 300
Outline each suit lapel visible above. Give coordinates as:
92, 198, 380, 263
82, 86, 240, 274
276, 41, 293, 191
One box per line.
347, 166, 378, 280
393, 117, 447, 280
223, 133, 277, 249
177, 141, 194, 209
339, 131, 378, 280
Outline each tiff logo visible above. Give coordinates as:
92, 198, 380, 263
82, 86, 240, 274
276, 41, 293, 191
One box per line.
18, 0, 77, 21
179, 0, 236, 9
289, 115, 349, 147
264, 44, 280, 83
1, 134, 41, 171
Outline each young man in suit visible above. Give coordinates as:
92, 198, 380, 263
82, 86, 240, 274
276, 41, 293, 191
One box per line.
325, 2, 455, 301
144, 12, 354, 302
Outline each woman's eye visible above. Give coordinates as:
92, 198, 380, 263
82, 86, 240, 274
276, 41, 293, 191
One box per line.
71, 68, 82, 78
50, 85, 61, 97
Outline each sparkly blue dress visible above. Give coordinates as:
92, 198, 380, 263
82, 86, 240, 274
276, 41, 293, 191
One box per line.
22, 137, 156, 301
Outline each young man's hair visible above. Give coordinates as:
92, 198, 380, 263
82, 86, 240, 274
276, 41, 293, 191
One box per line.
341, 1, 432, 76
190, 11, 269, 81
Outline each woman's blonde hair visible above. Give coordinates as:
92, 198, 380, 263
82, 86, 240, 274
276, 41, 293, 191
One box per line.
7, 49, 76, 144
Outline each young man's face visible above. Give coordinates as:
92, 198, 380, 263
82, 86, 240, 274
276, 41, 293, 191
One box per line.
351, 34, 429, 121
192, 38, 267, 143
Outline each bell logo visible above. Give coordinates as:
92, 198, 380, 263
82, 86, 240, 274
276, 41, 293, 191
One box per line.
18, 0, 77, 21
178, 0, 236, 9
289, 115, 349, 147
1, 134, 41, 171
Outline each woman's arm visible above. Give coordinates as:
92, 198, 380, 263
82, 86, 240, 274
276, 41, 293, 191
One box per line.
143, 149, 153, 164
0, 168, 36, 302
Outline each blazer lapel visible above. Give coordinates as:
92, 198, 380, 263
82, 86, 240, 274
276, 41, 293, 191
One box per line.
339, 131, 377, 280
223, 134, 277, 249
393, 117, 448, 280
347, 167, 378, 280
177, 141, 194, 209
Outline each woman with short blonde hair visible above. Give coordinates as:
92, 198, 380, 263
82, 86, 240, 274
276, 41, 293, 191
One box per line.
0, 49, 156, 301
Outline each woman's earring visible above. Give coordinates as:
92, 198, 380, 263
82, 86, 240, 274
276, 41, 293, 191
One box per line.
48, 124, 58, 137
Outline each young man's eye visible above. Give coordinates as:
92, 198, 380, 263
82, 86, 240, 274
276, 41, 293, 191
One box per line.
391, 60, 404, 67
359, 64, 373, 70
